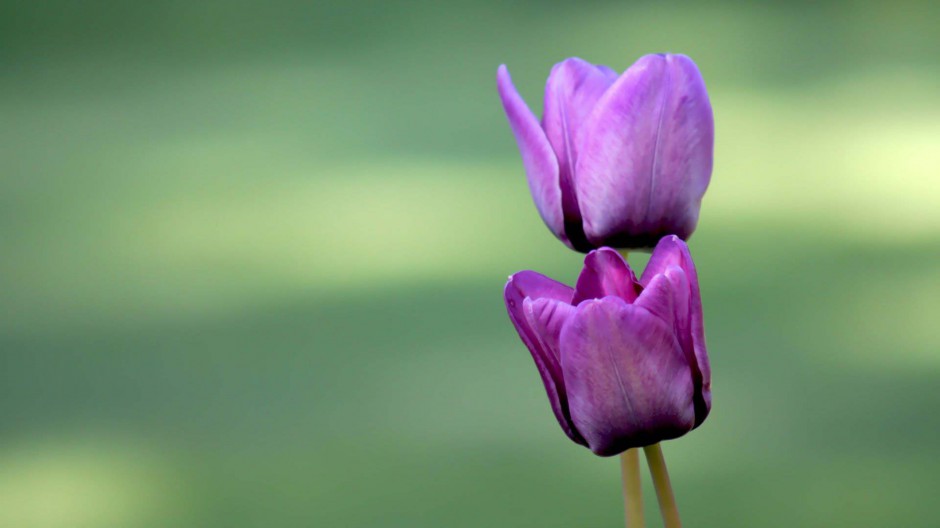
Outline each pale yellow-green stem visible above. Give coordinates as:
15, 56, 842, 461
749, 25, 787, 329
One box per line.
644, 443, 682, 528
620, 449, 646, 528
616, 250, 645, 528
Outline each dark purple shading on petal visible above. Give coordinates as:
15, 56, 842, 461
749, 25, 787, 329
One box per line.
576, 54, 714, 249
504, 271, 586, 445
572, 248, 643, 305
642, 236, 711, 426
497, 65, 568, 246
542, 58, 618, 251
560, 298, 696, 456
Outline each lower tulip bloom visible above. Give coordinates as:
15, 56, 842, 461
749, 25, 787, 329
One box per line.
503, 235, 710, 456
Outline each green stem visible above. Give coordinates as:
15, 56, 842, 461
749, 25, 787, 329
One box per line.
616, 250, 645, 528
644, 443, 681, 528
620, 449, 646, 528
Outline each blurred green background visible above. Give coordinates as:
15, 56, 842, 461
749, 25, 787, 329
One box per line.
2, 1, 939, 526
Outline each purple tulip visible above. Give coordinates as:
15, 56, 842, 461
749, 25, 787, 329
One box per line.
497, 54, 714, 251
504, 236, 711, 456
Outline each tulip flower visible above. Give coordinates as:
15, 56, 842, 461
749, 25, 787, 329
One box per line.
503, 236, 710, 456
497, 54, 714, 252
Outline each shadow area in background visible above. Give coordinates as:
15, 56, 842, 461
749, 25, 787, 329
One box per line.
0, 235, 937, 527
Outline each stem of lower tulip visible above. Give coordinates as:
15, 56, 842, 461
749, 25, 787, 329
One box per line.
616, 249, 645, 528
620, 449, 646, 527
644, 443, 681, 528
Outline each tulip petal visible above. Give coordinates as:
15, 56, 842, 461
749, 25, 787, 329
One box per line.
542, 58, 618, 250
572, 247, 642, 304
576, 54, 714, 248
505, 270, 574, 309
644, 55, 713, 240
504, 272, 585, 445
497, 65, 567, 244
642, 236, 711, 425
633, 271, 678, 326
560, 297, 696, 456
524, 297, 576, 364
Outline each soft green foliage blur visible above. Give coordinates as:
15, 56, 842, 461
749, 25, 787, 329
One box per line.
2, 1, 939, 526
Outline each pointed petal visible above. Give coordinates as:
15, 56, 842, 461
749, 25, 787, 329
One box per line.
505, 270, 574, 306
572, 248, 642, 304
641, 236, 711, 425
662, 266, 709, 424
504, 272, 585, 445
575, 54, 714, 248
635, 266, 708, 425
542, 58, 618, 248
560, 298, 696, 456
497, 65, 566, 243
640, 236, 696, 285
504, 271, 572, 376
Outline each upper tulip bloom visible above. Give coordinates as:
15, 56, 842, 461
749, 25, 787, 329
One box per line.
503, 236, 711, 456
497, 54, 714, 252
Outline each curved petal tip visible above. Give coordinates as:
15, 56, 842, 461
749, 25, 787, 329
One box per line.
497, 65, 567, 244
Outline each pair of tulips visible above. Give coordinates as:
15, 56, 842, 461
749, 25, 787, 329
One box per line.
498, 53, 713, 456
